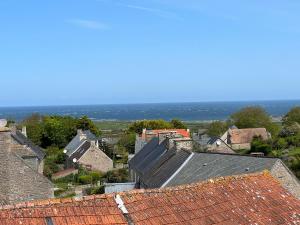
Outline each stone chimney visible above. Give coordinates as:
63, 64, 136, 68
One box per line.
21, 126, 27, 137
167, 137, 193, 151
77, 129, 87, 141
158, 131, 178, 144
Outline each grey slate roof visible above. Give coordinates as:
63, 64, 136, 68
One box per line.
69, 141, 91, 161
166, 152, 279, 187
129, 137, 166, 175
11, 131, 45, 160
65, 130, 97, 156
141, 149, 191, 188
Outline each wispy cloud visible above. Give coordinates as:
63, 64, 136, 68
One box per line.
67, 19, 108, 30
123, 4, 182, 20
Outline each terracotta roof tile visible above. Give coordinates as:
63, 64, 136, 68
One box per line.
0, 172, 299, 225
229, 128, 269, 144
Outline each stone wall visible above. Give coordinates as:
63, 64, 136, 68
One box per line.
270, 160, 300, 199
7, 154, 54, 204
0, 129, 53, 205
79, 145, 113, 172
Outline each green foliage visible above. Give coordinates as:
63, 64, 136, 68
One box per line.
170, 119, 187, 129
77, 116, 101, 136
105, 169, 129, 183
250, 136, 272, 155
44, 147, 66, 178
283, 107, 300, 126
22, 114, 100, 148
117, 132, 136, 154
207, 121, 228, 137
86, 186, 105, 195
128, 119, 186, 134
78, 175, 93, 184
230, 107, 279, 135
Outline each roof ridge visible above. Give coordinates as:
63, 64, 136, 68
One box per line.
120, 171, 274, 195
0, 172, 274, 211
194, 151, 279, 159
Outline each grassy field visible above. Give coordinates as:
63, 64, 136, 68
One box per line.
94, 120, 210, 133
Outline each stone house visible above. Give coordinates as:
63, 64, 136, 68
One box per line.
215, 126, 271, 150
134, 128, 190, 154
64, 130, 113, 172
10, 127, 45, 174
129, 133, 300, 198
0, 124, 53, 205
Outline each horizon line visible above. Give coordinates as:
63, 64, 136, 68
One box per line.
1, 99, 300, 108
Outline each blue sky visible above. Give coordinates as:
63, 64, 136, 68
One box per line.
1, 0, 300, 106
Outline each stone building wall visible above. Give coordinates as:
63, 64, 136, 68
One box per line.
79, 145, 113, 172
0, 129, 53, 205
7, 154, 54, 204
270, 160, 300, 199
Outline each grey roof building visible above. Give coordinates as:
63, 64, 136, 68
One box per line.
129, 135, 300, 198
0, 126, 53, 206
64, 130, 113, 172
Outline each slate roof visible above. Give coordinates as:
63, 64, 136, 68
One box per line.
166, 152, 279, 187
228, 128, 269, 144
1, 172, 300, 225
65, 130, 97, 156
68, 140, 91, 162
11, 131, 45, 160
129, 137, 165, 175
141, 129, 190, 140
141, 149, 191, 188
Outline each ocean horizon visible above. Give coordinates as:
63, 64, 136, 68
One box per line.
1, 100, 300, 122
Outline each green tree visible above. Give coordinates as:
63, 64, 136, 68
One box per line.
283, 107, 300, 126
76, 116, 101, 136
251, 136, 272, 155
128, 119, 186, 134
170, 119, 187, 129
117, 132, 136, 154
230, 107, 279, 135
207, 121, 228, 137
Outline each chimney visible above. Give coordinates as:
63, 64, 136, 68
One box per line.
21, 126, 27, 137
167, 137, 193, 151
77, 129, 87, 141
158, 131, 178, 144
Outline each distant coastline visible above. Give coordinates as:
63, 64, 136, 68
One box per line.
0, 100, 299, 122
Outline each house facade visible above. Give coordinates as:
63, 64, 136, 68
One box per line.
0, 123, 53, 205
64, 130, 113, 172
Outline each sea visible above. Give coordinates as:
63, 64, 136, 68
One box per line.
0, 100, 300, 122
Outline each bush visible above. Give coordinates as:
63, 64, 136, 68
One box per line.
105, 169, 129, 183
250, 136, 272, 155
86, 186, 105, 195
78, 175, 93, 184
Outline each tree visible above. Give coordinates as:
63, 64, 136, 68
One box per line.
170, 119, 187, 129
283, 107, 300, 126
207, 121, 228, 137
250, 136, 272, 155
230, 107, 278, 135
76, 116, 101, 136
117, 132, 136, 154
128, 119, 186, 134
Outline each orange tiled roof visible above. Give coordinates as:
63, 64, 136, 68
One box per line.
229, 128, 269, 144
141, 129, 190, 140
0, 172, 299, 225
